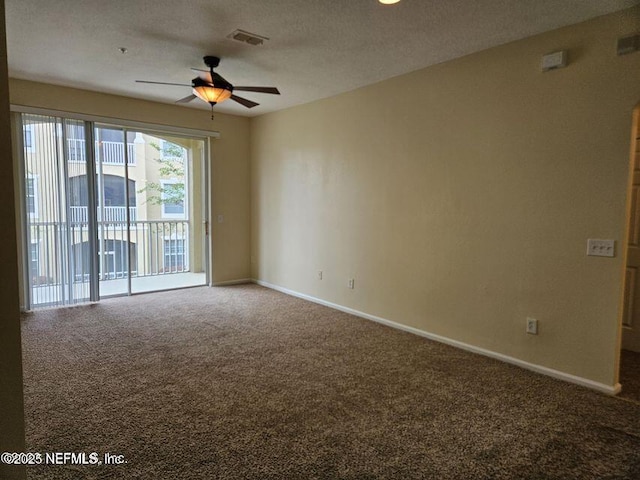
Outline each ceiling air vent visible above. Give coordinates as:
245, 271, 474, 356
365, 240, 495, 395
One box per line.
227, 29, 269, 46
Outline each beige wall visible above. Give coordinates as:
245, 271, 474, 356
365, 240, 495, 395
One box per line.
251, 7, 640, 387
0, 0, 26, 477
10, 79, 252, 284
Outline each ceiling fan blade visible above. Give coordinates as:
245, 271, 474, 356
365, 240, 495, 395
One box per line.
136, 80, 191, 87
193, 70, 213, 84
175, 94, 197, 104
233, 86, 280, 95
230, 95, 259, 108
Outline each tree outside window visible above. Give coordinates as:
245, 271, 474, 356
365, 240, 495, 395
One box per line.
138, 140, 186, 218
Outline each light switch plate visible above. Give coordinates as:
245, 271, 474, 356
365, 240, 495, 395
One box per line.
587, 239, 615, 257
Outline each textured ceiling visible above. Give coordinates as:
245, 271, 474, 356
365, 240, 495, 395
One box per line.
5, 0, 639, 117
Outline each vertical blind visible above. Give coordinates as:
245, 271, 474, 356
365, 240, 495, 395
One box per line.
22, 114, 93, 307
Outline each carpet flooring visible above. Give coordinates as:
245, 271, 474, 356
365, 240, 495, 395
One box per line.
20, 284, 640, 479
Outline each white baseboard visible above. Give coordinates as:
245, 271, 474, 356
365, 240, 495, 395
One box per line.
253, 279, 621, 396
211, 278, 252, 287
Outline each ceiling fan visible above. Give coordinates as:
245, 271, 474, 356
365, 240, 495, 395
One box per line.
136, 56, 280, 118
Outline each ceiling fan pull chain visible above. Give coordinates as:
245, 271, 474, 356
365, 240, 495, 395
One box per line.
211, 105, 215, 121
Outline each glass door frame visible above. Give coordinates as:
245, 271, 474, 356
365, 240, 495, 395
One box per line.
13, 106, 214, 310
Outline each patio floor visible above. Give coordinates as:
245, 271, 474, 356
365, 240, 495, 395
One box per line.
101, 272, 207, 296
30, 272, 207, 308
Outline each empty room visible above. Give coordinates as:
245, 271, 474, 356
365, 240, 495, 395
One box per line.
2, 0, 640, 479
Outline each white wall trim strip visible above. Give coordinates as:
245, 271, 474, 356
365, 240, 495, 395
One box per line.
253, 279, 622, 396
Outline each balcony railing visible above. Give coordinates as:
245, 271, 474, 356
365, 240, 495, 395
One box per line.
67, 139, 136, 165
28, 219, 190, 286
70, 206, 137, 223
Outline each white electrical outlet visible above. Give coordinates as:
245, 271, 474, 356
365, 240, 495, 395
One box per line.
526, 317, 538, 335
586, 239, 615, 257
318, 271, 323, 280
348, 278, 355, 289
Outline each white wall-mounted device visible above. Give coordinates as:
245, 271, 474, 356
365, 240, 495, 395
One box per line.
541, 50, 567, 72
586, 239, 615, 257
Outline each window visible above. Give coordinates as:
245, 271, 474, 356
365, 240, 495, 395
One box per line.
26, 176, 38, 218
102, 175, 136, 207
161, 180, 185, 218
164, 238, 185, 272
159, 139, 184, 161
69, 174, 136, 208
23, 124, 35, 152
97, 128, 136, 165
67, 140, 85, 162
66, 123, 86, 162
29, 243, 40, 283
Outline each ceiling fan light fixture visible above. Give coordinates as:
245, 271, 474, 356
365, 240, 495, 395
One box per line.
137, 56, 278, 117
192, 79, 232, 105
379, 0, 401, 4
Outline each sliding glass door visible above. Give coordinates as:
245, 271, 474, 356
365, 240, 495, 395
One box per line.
18, 113, 208, 309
